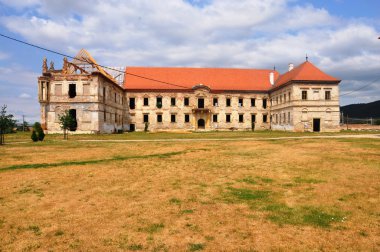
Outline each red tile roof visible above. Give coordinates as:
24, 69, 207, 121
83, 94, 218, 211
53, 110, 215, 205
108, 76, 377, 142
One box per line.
124, 67, 279, 91
122, 62, 340, 92
273, 61, 340, 88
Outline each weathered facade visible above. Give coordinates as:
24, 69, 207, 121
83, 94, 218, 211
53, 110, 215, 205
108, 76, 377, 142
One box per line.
38, 50, 341, 133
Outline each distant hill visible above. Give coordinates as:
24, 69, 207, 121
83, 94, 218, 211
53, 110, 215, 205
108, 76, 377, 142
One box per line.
340, 100, 380, 118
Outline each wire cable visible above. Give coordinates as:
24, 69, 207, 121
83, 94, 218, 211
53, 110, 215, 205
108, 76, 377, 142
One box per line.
0, 33, 189, 89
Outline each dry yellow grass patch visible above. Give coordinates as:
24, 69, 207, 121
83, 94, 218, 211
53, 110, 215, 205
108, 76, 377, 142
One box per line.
0, 137, 379, 251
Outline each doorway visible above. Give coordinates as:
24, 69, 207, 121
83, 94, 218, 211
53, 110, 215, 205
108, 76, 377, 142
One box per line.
69, 109, 77, 131
313, 118, 320, 132
197, 119, 205, 129
129, 124, 135, 132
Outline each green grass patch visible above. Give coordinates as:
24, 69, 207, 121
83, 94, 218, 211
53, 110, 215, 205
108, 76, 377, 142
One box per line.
169, 198, 181, 205
128, 244, 143, 250
257, 177, 274, 183
237, 177, 257, 185
294, 177, 325, 184
188, 243, 205, 251
138, 223, 164, 234
180, 209, 194, 214
28, 225, 41, 235
227, 187, 271, 201
265, 203, 345, 228
54, 230, 64, 236
0, 151, 188, 172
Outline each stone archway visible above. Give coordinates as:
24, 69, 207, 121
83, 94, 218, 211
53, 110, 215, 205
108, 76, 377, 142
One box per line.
197, 119, 205, 129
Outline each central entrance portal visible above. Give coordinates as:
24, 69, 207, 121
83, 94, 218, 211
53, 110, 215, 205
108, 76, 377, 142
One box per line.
313, 118, 320, 132
197, 119, 205, 129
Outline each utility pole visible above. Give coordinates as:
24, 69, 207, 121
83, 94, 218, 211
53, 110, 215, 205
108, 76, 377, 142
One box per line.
22, 115, 25, 132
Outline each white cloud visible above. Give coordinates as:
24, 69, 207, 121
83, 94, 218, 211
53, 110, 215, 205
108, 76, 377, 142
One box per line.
19, 93, 32, 99
0, 0, 379, 107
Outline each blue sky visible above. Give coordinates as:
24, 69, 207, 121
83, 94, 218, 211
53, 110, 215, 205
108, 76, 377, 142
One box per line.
0, 0, 379, 123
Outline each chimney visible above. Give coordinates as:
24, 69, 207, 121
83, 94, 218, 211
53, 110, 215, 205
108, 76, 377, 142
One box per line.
269, 72, 274, 85
288, 63, 294, 72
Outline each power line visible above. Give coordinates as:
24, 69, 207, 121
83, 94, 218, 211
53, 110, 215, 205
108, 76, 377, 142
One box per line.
0, 33, 189, 89
340, 76, 380, 97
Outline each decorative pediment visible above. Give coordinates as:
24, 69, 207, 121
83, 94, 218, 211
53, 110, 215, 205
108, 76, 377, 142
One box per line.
192, 84, 211, 92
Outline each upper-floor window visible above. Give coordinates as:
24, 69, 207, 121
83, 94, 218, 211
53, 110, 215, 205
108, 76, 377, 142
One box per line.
103, 87, 106, 103
288, 92, 291, 101
129, 97, 135, 109
114, 93, 117, 103
226, 98, 231, 107
251, 98, 255, 107
284, 94, 286, 103
238, 98, 243, 107
184, 97, 189, 106
262, 98, 267, 109
302, 90, 308, 100
156, 97, 162, 108
144, 97, 149, 106
68, 84, 76, 98
171, 97, 176, 106
325, 91, 331, 100
55, 84, 62, 96
213, 98, 218, 106
198, 98, 204, 108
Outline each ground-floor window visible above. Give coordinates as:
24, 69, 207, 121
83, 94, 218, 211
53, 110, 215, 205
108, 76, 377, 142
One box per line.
213, 114, 218, 122
239, 114, 244, 123
157, 114, 162, 123
263, 114, 268, 123
171, 114, 176, 123
226, 114, 231, 123
185, 114, 190, 123
143, 114, 149, 123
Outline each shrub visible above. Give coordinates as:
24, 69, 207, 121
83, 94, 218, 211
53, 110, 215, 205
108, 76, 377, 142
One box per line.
31, 130, 38, 142
33, 122, 45, 141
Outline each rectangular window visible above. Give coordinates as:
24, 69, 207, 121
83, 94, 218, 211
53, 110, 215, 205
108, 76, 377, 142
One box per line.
226, 114, 231, 123
302, 90, 308, 100
114, 93, 117, 103
55, 84, 62, 96
288, 92, 291, 101
226, 98, 231, 107
104, 110, 106, 121
251, 98, 255, 107
184, 97, 189, 106
185, 114, 190, 123
157, 114, 162, 123
280, 96, 282, 103
144, 97, 149, 106
171, 97, 176, 106
263, 114, 268, 123
171, 114, 176, 123
213, 98, 218, 106
68, 84, 76, 98
198, 98, 204, 108
251, 114, 256, 123
263, 98, 267, 109
129, 97, 135, 109
239, 114, 244, 123
238, 98, 243, 107
284, 94, 286, 103
213, 114, 218, 122
288, 112, 291, 123
156, 97, 162, 108
143, 114, 149, 123
103, 87, 106, 103
325, 91, 331, 100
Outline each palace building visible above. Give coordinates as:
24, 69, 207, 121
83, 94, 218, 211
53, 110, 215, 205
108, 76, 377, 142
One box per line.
38, 49, 341, 133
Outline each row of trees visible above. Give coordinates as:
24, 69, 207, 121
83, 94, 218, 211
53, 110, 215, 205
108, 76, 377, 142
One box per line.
0, 105, 76, 145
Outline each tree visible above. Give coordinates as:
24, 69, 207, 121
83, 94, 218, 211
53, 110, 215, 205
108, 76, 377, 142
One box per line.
31, 130, 38, 142
0, 105, 16, 145
58, 110, 75, 140
33, 122, 45, 141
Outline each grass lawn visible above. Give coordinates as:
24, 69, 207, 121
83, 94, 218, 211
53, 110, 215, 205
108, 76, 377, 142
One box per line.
0, 132, 379, 251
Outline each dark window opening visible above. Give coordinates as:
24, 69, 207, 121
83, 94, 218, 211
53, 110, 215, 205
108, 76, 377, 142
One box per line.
114, 93, 117, 103
104, 111, 106, 121
325, 91, 331, 100
238, 98, 243, 107
263, 114, 268, 123
103, 87, 106, 103
226, 114, 231, 123
143, 114, 149, 123
198, 119, 205, 129
302, 90, 307, 100
239, 114, 244, 123
144, 97, 149, 106
69, 109, 77, 131
213, 114, 218, 122
263, 98, 267, 109
226, 98, 231, 107
68, 84, 76, 98
251, 114, 256, 123
129, 124, 135, 132
184, 97, 189, 106
171, 97, 176, 106
313, 118, 320, 132
213, 98, 218, 106
129, 98, 135, 109
185, 114, 190, 123
171, 114, 176, 123
251, 98, 256, 107
198, 98, 204, 108
157, 114, 162, 123
157, 97, 162, 108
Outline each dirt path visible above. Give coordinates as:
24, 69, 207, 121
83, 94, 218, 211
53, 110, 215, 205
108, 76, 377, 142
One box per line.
78, 134, 380, 143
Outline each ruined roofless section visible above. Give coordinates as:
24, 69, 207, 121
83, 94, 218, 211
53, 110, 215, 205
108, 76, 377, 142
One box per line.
38, 49, 341, 133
